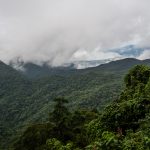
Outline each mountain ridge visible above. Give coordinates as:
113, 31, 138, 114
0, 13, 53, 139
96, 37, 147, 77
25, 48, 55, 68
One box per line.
9, 58, 150, 79
1, 57, 150, 148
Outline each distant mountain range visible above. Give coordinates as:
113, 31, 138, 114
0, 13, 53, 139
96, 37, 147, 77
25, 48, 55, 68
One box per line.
9, 45, 147, 72
10, 58, 114, 70
65, 59, 112, 69
1, 58, 150, 149
9, 57, 150, 78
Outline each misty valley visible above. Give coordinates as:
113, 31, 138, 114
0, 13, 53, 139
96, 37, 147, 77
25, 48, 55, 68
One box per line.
0, 58, 150, 149
1, 1, 150, 149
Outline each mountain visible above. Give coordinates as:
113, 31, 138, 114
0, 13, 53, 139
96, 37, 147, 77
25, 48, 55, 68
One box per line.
10, 58, 150, 78
10, 59, 112, 78
1, 58, 150, 149
9, 60, 76, 79
0, 61, 33, 147
96, 58, 150, 71
14, 64, 150, 150
66, 60, 109, 69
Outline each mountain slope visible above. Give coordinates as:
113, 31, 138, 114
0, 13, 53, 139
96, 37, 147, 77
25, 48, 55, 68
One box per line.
1, 58, 150, 149
13, 64, 150, 150
10, 58, 150, 79
0, 61, 34, 147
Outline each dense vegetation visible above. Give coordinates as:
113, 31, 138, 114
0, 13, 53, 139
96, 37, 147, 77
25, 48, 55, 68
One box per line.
13, 65, 150, 150
14, 65, 150, 150
1, 58, 150, 149
14, 97, 98, 150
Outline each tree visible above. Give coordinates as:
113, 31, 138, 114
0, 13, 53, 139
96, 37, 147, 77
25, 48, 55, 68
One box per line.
49, 97, 70, 124
124, 65, 150, 88
49, 97, 72, 142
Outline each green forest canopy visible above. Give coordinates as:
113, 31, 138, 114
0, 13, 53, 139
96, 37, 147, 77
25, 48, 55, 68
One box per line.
14, 65, 150, 150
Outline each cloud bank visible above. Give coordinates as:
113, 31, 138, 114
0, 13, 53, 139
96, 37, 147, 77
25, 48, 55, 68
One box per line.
0, 0, 150, 66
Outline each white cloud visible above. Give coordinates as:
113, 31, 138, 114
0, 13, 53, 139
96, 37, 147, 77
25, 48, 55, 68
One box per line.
71, 48, 122, 61
0, 0, 150, 65
138, 50, 150, 60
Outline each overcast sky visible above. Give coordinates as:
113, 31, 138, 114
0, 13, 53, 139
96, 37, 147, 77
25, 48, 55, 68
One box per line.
0, 0, 150, 66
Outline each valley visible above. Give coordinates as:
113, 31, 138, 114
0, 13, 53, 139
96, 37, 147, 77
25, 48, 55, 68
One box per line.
1, 58, 150, 149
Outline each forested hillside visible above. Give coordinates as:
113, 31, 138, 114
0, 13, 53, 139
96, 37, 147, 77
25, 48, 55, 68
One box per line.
0, 58, 150, 149
13, 65, 150, 150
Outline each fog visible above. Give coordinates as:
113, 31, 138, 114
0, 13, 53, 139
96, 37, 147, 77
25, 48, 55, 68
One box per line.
0, 0, 150, 66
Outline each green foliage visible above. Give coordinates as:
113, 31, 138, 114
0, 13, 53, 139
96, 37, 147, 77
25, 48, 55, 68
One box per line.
49, 98, 73, 142
86, 131, 120, 150
122, 131, 150, 150
124, 65, 150, 88
49, 97, 70, 125
14, 98, 97, 150
45, 138, 74, 150
1, 59, 150, 149
86, 65, 150, 150
15, 65, 150, 150
0, 59, 124, 148
14, 123, 53, 150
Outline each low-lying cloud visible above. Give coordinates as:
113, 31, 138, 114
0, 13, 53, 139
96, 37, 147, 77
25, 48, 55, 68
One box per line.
0, 0, 150, 66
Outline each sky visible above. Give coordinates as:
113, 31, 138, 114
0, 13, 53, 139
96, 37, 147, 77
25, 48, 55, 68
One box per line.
0, 0, 150, 66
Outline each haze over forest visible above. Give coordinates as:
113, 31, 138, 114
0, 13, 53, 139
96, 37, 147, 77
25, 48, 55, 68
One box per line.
1, 1, 150, 150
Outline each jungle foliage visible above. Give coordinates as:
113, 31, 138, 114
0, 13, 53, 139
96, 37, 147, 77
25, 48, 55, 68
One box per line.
1, 58, 150, 149
14, 65, 150, 150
